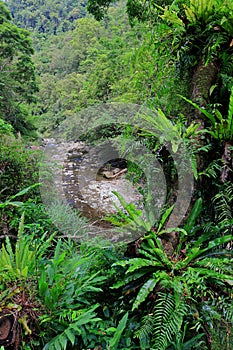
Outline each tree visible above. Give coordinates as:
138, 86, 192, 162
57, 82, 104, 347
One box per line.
0, 1, 38, 134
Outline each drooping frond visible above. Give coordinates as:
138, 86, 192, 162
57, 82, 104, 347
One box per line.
152, 292, 188, 350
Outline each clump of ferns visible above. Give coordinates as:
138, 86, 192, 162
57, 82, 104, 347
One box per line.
111, 226, 233, 350
199, 292, 233, 350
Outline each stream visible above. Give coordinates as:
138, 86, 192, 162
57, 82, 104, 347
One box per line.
40, 138, 144, 243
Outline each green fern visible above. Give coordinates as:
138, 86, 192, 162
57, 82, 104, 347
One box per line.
152, 292, 188, 350
105, 191, 151, 233
198, 159, 224, 179
184, 0, 212, 23
180, 86, 233, 141
192, 259, 233, 289
213, 182, 233, 227
0, 215, 37, 281
42, 305, 101, 350
141, 232, 173, 270
132, 278, 158, 311
214, 296, 233, 323
134, 313, 154, 350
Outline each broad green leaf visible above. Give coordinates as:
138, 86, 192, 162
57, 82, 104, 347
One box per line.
132, 279, 157, 311
111, 270, 148, 289
158, 205, 174, 232
109, 312, 128, 350
183, 198, 203, 234
178, 95, 216, 126
126, 258, 163, 273
64, 329, 75, 345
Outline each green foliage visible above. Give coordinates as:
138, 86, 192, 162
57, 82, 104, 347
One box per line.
1, 1, 233, 349
166, 325, 206, 350
0, 117, 14, 135
0, 183, 40, 209
0, 139, 41, 236
0, 136, 40, 199
152, 292, 187, 350
212, 181, 233, 228
0, 0, 38, 133
105, 191, 152, 233
180, 86, 233, 142
183, 0, 220, 24
29, 1, 188, 133
109, 312, 129, 350
5, 0, 87, 35
42, 304, 101, 350
45, 200, 89, 239
38, 239, 127, 349
0, 215, 36, 281
111, 226, 233, 348
0, 201, 122, 349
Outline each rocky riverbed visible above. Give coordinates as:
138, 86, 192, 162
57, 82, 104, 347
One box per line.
41, 138, 143, 230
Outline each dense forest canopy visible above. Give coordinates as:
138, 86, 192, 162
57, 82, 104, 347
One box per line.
4, 0, 87, 33
0, 0, 233, 349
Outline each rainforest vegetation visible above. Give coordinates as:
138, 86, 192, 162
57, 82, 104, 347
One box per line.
0, 0, 233, 349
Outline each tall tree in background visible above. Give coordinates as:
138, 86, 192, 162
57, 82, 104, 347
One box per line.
0, 0, 37, 134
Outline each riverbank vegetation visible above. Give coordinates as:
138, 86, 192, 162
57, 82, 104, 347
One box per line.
0, 0, 233, 349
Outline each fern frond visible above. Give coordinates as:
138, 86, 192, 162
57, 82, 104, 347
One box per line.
226, 86, 233, 136
109, 312, 128, 350
140, 238, 173, 270
134, 313, 154, 350
126, 258, 164, 273
216, 297, 233, 323
111, 270, 148, 289
5, 236, 14, 265
43, 304, 100, 350
213, 182, 233, 227
152, 292, 187, 350
199, 159, 223, 179
194, 257, 232, 274
186, 266, 233, 287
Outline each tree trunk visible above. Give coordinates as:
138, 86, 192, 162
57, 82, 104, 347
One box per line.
190, 60, 218, 172
191, 61, 218, 108
164, 60, 219, 256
